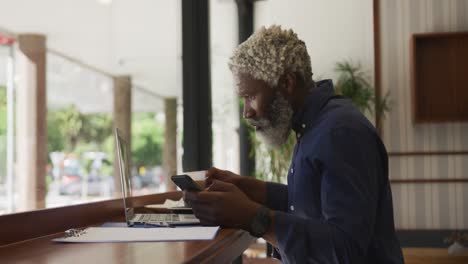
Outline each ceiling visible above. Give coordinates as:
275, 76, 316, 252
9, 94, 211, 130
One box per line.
0, 0, 181, 113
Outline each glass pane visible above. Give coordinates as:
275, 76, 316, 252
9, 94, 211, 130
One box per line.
210, 0, 240, 173
0, 44, 13, 215
46, 51, 115, 208
2, 0, 182, 215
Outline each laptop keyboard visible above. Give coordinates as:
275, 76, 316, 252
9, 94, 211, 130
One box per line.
135, 214, 180, 222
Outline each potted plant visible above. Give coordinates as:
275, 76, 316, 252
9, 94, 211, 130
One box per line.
335, 60, 390, 119
445, 232, 468, 255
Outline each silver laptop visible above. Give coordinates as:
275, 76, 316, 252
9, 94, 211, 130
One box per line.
114, 128, 200, 226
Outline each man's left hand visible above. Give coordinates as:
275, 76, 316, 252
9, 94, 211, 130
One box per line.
184, 180, 261, 230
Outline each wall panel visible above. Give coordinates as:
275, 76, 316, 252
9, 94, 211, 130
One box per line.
381, 0, 468, 229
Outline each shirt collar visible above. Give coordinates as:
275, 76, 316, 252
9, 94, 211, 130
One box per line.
291, 79, 335, 135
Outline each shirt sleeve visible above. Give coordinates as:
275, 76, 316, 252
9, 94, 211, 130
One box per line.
273, 127, 381, 263
265, 182, 288, 211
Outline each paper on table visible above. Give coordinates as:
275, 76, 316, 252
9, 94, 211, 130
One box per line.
145, 171, 207, 209
184, 170, 207, 181
53, 226, 220, 243
145, 198, 185, 209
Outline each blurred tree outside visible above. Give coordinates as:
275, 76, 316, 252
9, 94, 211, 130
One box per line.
0, 86, 6, 184
1, 88, 165, 195
131, 112, 164, 168
47, 105, 113, 153
0, 86, 6, 134
47, 106, 164, 179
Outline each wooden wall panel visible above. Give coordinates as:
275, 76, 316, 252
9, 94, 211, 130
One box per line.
412, 33, 468, 122
379, 0, 468, 229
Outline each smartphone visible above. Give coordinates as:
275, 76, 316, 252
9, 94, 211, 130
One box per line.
171, 174, 203, 192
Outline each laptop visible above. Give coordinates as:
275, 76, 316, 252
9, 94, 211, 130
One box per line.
114, 128, 200, 226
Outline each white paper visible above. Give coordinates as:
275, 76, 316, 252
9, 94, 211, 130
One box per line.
184, 170, 207, 181
53, 226, 220, 243
145, 198, 185, 209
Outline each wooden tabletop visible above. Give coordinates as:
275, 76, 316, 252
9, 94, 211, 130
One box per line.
0, 192, 255, 264
403, 247, 468, 264
0, 227, 253, 264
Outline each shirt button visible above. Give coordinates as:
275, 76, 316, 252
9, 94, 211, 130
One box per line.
290, 205, 295, 211
290, 168, 294, 174
302, 124, 306, 128
297, 133, 301, 138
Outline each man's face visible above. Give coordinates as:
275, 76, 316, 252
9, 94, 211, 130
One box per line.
236, 74, 293, 148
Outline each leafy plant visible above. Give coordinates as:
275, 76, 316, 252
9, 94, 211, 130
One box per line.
0, 86, 7, 136
253, 131, 295, 183
445, 232, 468, 244
131, 112, 164, 168
47, 105, 83, 152
241, 96, 295, 183
47, 108, 165, 170
335, 60, 391, 119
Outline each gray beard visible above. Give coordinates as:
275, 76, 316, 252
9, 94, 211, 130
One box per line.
246, 92, 293, 148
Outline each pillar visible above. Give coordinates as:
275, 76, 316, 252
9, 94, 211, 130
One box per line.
236, 0, 256, 177
15, 34, 47, 211
182, 0, 212, 171
113, 75, 132, 195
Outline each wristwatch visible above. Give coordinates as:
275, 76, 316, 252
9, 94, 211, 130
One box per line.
249, 206, 271, 237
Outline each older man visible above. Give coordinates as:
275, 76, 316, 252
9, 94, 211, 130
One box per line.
184, 25, 403, 263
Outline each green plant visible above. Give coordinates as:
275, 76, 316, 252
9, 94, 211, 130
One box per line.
131, 112, 164, 168
241, 96, 295, 183
0, 86, 8, 184
0, 86, 7, 136
47, 108, 165, 171
253, 131, 295, 183
445, 232, 468, 244
335, 60, 391, 119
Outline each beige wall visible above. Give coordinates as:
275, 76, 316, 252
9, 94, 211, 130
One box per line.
380, 0, 468, 229
255, 0, 374, 86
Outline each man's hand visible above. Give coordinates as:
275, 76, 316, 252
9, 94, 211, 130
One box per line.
184, 180, 261, 230
205, 167, 267, 205
205, 167, 244, 186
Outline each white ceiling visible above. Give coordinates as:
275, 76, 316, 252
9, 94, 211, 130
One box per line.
0, 0, 181, 112
0, 0, 375, 113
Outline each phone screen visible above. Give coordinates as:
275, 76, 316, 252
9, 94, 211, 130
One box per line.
171, 175, 202, 192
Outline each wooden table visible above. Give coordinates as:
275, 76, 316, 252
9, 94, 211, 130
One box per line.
403, 247, 468, 264
0, 192, 255, 264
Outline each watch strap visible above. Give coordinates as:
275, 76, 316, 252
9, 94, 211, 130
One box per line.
249, 206, 271, 237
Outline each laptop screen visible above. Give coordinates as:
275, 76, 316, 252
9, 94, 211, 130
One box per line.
114, 128, 134, 222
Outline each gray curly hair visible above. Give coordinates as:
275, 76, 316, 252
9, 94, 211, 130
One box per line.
228, 25, 312, 87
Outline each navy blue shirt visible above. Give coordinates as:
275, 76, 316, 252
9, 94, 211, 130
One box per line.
265, 80, 403, 264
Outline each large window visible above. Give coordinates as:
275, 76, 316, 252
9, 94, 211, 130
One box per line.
210, 0, 240, 173
45, 52, 116, 208
0, 0, 182, 215
0, 44, 14, 215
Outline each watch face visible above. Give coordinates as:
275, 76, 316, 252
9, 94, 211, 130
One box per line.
250, 206, 270, 237
251, 218, 266, 236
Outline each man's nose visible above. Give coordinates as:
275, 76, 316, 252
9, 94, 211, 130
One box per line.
243, 103, 255, 119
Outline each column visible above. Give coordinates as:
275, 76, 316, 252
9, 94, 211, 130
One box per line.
15, 34, 47, 211
182, 0, 212, 171
113, 75, 132, 195
163, 97, 177, 191
236, 0, 256, 177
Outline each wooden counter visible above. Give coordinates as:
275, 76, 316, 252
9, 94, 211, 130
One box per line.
0, 192, 255, 264
403, 247, 468, 264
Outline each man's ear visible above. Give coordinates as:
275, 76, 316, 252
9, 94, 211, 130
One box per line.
279, 72, 297, 98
